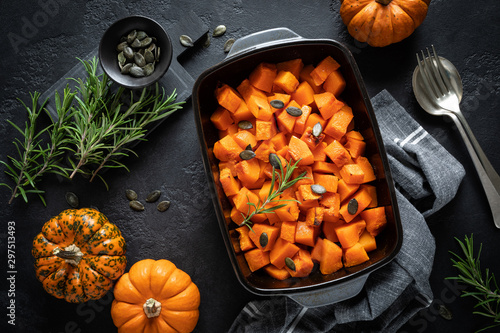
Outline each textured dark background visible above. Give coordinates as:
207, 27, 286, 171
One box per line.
1, 1, 499, 332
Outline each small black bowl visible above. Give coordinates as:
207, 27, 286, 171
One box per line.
99, 15, 173, 89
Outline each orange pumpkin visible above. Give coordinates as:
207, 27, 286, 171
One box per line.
32, 208, 127, 303
339, 0, 431, 47
111, 259, 200, 333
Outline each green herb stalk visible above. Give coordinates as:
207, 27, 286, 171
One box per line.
1, 56, 184, 204
1, 88, 75, 205
239, 157, 308, 230
448, 234, 500, 332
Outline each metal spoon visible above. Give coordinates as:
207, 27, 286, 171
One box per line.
413, 56, 500, 228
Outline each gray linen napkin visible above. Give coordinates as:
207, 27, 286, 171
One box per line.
228, 90, 466, 333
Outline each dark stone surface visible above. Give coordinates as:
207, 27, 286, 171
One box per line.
1, 1, 499, 332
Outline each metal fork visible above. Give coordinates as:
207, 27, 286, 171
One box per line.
417, 46, 461, 112
415, 46, 500, 227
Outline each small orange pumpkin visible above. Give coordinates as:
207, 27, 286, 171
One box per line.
111, 259, 201, 333
32, 208, 127, 303
340, 0, 431, 47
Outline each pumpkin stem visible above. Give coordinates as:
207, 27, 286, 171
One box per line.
375, 0, 392, 5
143, 298, 162, 318
53, 244, 83, 266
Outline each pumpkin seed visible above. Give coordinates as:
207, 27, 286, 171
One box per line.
129, 200, 145, 211
239, 149, 256, 160
203, 33, 211, 48
146, 190, 161, 203
259, 232, 269, 248
125, 189, 138, 201
438, 304, 453, 320
144, 49, 155, 63
312, 122, 323, 137
311, 184, 326, 195
134, 52, 146, 67
129, 66, 145, 78
136, 30, 148, 41
180, 34, 194, 47
127, 29, 137, 44
65, 192, 79, 208
140, 37, 153, 48
270, 99, 285, 109
116, 41, 128, 51
347, 198, 358, 215
269, 153, 282, 169
224, 38, 235, 53
143, 63, 155, 76
238, 120, 253, 130
90, 205, 99, 212
131, 38, 142, 48
118, 51, 126, 65
121, 63, 133, 74
155, 47, 161, 62
286, 106, 302, 117
285, 257, 296, 271
123, 46, 134, 59
213, 25, 227, 37
157, 200, 171, 212
245, 144, 252, 151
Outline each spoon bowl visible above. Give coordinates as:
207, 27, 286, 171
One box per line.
412, 55, 463, 116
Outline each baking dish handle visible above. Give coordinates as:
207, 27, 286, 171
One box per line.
288, 274, 369, 308
226, 27, 302, 59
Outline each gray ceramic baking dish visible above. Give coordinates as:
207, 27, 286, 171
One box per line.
193, 28, 402, 307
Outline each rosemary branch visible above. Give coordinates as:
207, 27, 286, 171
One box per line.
448, 234, 500, 332
239, 155, 308, 230
88, 84, 183, 183
1, 88, 75, 205
1, 56, 184, 204
65, 58, 184, 184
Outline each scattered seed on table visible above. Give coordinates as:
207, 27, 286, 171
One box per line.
224, 38, 235, 53
129, 200, 145, 211
125, 189, 138, 201
157, 200, 171, 212
65, 192, 79, 208
146, 190, 161, 203
180, 34, 194, 47
213, 25, 227, 37
438, 304, 453, 320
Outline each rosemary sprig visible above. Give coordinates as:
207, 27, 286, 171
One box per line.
239, 155, 308, 230
1, 56, 184, 204
64, 58, 184, 185
0, 88, 75, 205
88, 84, 183, 183
448, 234, 500, 332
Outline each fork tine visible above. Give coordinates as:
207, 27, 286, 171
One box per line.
419, 50, 441, 99
424, 47, 447, 97
416, 51, 439, 101
432, 45, 455, 95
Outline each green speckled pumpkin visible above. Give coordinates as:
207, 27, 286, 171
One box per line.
32, 208, 127, 303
